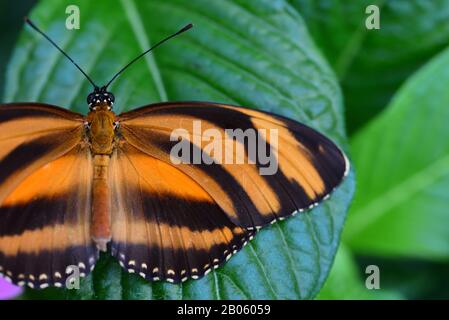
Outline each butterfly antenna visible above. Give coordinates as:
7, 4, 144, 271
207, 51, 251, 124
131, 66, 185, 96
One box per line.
24, 17, 99, 89
105, 23, 193, 89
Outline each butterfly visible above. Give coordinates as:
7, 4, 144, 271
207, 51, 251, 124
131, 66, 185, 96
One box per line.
0, 18, 349, 289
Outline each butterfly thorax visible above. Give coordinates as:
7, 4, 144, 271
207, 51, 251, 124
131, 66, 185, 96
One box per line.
87, 104, 116, 155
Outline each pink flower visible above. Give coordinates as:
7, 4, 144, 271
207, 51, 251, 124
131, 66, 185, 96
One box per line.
0, 278, 22, 300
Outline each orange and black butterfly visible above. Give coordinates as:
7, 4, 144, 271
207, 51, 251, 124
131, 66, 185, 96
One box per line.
0, 19, 349, 289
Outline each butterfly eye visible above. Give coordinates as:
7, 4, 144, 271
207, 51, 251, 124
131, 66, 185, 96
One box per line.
87, 93, 96, 108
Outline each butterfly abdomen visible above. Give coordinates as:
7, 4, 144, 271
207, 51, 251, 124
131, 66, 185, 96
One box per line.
91, 154, 112, 251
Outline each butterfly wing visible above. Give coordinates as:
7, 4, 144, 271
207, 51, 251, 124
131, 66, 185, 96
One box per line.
109, 143, 255, 283
0, 104, 96, 288
118, 102, 349, 229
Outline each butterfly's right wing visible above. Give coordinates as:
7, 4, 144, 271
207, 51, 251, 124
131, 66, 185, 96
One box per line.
0, 104, 97, 288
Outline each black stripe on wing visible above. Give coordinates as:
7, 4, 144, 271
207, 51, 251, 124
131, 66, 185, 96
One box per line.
0, 193, 89, 237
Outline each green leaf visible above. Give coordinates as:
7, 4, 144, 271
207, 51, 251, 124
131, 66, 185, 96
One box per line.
317, 245, 401, 300
4, 0, 353, 299
289, 0, 449, 133
344, 46, 449, 259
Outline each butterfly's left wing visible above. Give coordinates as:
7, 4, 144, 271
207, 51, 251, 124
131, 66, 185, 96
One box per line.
111, 101, 348, 282
117, 102, 349, 229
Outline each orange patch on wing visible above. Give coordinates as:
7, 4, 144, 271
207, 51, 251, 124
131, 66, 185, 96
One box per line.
122, 148, 215, 203
1, 153, 83, 206
0, 224, 86, 256
112, 220, 243, 251
0, 117, 81, 142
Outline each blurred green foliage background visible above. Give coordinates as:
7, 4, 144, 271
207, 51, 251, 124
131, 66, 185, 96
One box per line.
1, 0, 449, 300
0, 0, 36, 100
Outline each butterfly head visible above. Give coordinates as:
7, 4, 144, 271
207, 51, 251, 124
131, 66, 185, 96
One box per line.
87, 86, 115, 110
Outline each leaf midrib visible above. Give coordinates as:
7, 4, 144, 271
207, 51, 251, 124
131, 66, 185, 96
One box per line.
119, 0, 167, 101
